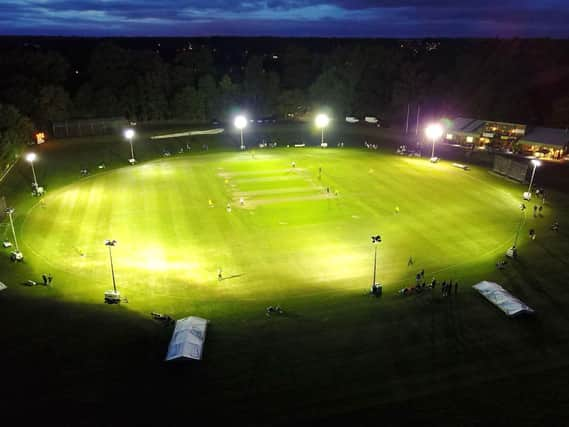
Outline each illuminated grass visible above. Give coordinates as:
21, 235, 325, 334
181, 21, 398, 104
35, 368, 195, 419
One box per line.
20, 148, 523, 315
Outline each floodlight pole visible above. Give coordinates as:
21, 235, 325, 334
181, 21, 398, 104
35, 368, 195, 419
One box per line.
527, 163, 538, 194
106, 241, 117, 293
129, 137, 135, 162
321, 127, 325, 145
240, 128, 244, 150
6, 208, 19, 252
372, 244, 378, 286
30, 160, 38, 189
513, 206, 526, 248
431, 136, 436, 158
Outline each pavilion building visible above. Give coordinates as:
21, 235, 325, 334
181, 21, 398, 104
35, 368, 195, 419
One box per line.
445, 117, 568, 159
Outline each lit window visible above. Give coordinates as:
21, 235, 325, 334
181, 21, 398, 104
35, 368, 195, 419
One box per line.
466, 136, 474, 143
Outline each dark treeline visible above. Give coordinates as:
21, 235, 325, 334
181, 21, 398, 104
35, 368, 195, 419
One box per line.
0, 37, 569, 146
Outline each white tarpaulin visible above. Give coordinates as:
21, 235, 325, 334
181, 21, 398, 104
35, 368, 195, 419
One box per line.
473, 281, 535, 317
165, 316, 208, 361
0, 282, 6, 291
150, 128, 224, 140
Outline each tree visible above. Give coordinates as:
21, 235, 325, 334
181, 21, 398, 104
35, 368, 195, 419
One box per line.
281, 45, 321, 90
34, 85, 72, 126
261, 72, 280, 116
218, 74, 240, 120
277, 89, 306, 119
0, 104, 34, 167
88, 43, 131, 91
171, 86, 205, 121
243, 55, 266, 115
197, 74, 218, 120
310, 67, 353, 116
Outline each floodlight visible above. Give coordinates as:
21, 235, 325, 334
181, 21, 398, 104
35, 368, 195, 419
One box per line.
105, 239, 117, 246
26, 153, 39, 190
526, 159, 542, 197
315, 114, 330, 129
234, 115, 247, 130
371, 235, 381, 244
124, 129, 136, 162
425, 123, 443, 141
234, 115, 248, 150
124, 129, 135, 140
425, 123, 444, 159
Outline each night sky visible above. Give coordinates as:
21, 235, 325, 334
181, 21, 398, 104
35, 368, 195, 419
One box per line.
1, 0, 568, 38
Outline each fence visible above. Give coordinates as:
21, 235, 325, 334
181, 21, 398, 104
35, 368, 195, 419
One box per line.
493, 155, 529, 183
52, 117, 129, 138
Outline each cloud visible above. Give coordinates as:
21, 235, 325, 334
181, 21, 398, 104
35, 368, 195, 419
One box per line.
0, 0, 567, 37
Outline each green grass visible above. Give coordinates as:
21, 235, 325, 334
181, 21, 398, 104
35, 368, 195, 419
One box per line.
2, 129, 569, 426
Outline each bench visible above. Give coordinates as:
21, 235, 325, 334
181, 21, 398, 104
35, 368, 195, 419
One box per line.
452, 162, 469, 170
294, 144, 306, 148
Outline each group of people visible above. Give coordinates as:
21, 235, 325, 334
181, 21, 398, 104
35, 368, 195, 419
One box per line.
532, 204, 544, 218
496, 259, 508, 270
266, 305, 284, 317
41, 273, 53, 286
370, 283, 383, 297
258, 140, 278, 148
364, 141, 378, 150
151, 312, 175, 326
398, 272, 459, 297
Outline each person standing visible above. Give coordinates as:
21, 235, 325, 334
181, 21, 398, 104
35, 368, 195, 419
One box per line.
217, 268, 222, 281
47, 274, 53, 285
42, 274, 47, 286
533, 205, 538, 218
454, 282, 458, 295
408, 256, 413, 266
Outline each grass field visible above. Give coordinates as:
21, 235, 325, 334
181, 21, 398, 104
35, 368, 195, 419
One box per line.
2, 128, 569, 426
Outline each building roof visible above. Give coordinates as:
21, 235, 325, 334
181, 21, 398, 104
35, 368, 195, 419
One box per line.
518, 127, 569, 148
448, 117, 486, 136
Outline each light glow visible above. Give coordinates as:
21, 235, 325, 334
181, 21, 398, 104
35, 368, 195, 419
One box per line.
425, 123, 444, 141
234, 115, 247, 130
315, 113, 330, 129
124, 129, 135, 140
531, 159, 542, 167
26, 152, 37, 163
